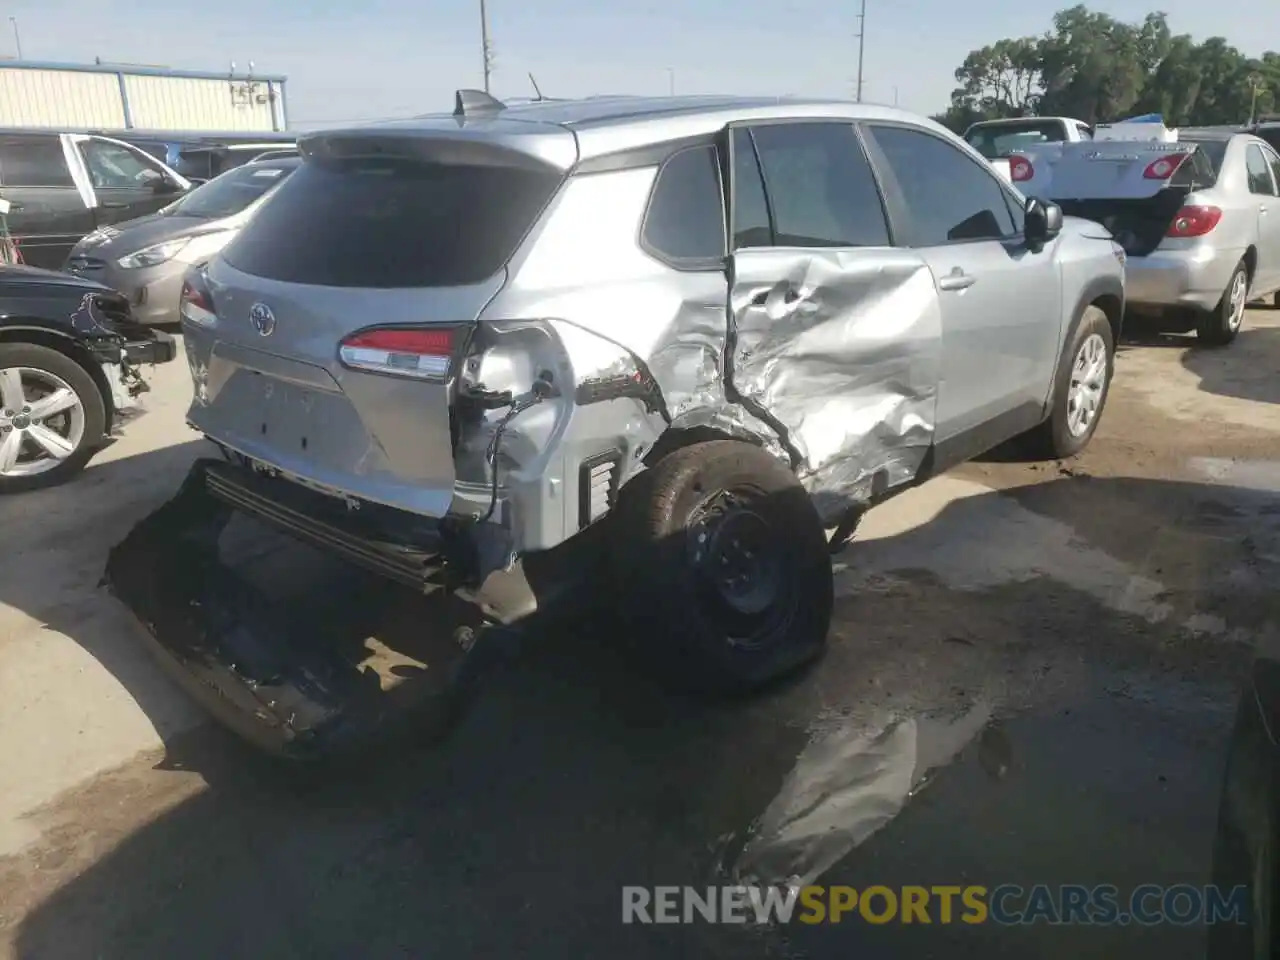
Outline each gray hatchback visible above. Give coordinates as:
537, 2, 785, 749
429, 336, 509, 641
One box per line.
64, 157, 299, 325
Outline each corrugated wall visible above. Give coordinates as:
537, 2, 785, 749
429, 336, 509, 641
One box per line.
0, 65, 285, 132
0, 68, 125, 127
123, 75, 280, 131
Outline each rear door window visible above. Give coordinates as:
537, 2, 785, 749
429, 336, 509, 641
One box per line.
0, 135, 74, 188
866, 124, 1017, 247
223, 153, 564, 288
641, 145, 725, 264
729, 129, 772, 249
737, 121, 890, 248
1263, 144, 1280, 195
1246, 144, 1277, 195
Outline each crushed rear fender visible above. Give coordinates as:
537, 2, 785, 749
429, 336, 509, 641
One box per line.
102, 459, 501, 760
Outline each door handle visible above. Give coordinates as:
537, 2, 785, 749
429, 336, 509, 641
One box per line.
749, 286, 801, 307
98, 201, 128, 210
1262, 205, 1270, 215
938, 271, 976, 292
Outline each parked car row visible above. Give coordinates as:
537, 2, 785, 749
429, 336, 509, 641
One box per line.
1010, 118, 1280, 344
0, 128, 297, 270
0, 130, 298, 491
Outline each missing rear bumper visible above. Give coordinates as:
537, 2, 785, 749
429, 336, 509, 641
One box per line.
102, 459, 499, 760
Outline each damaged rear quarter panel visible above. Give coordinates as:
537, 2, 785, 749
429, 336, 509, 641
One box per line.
493, 165, 778, 532
494, 164, 943, 532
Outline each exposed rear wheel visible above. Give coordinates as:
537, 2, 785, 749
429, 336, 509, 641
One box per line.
1197, 260, 1248, 346
612, 440, 833, 694
0, 343, 106, 493
1023, 304, 1114, 460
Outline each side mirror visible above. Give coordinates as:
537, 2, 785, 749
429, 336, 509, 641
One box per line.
1024, 197, 1063, 246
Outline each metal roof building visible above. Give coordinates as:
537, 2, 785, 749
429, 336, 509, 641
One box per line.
0, 59, 289, 132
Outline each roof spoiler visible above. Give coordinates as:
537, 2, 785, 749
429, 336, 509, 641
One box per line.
454, 89, 506, 118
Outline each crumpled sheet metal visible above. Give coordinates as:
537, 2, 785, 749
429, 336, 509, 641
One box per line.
729, 250, 942, 519
730, 703, 998, 889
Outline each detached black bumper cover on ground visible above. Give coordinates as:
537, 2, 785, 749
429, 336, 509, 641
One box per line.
122, 330, 177, 367
102, 458, 496, 760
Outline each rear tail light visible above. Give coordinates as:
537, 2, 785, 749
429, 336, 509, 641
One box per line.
179, 279, 217, 327
1166, 205, 1222, 238
338, 326, 457, 381
1143, 155, 1188, 179
1008, 155, 1034, 182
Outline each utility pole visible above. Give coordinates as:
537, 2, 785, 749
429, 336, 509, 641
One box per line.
1248, 73, 1263, 125
9, 18, 21, 60
479, 0, 493, 94
855, 0, 867, 103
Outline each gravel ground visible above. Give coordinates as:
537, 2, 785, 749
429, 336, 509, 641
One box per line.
1, 306, 1279, 959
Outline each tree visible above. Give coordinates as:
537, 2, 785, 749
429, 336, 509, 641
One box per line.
943, 5, 1279, 127
950, 37, 1043, 118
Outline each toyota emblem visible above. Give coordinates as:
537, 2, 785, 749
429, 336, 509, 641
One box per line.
249, 302, 276, 337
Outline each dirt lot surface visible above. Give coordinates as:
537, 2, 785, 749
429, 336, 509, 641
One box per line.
2, 307, 1280, 958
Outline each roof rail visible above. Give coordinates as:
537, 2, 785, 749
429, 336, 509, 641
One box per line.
454, 89, 505, 118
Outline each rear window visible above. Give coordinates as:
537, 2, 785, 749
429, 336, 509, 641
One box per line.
1180, 140, 1227, 181
1254, 126, 1280, 153
965, 121, 1068, 159
223, 155, 563, 288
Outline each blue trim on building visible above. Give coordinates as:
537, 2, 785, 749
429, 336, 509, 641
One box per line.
0, 59, 288, 83
115, 72, 133, 128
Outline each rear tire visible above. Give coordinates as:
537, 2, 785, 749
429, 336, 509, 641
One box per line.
1197, 260, 1248, 346
612, 440, 833, 694
1023, 304, 1114, 460
0, 342, 107, 494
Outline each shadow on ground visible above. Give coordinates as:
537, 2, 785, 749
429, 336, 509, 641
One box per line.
1179, 325, 1280, 408
0, 436, 212, 740
3, 466, 1276, 959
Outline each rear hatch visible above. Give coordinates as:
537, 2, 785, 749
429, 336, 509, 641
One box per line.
1011, 139, 1221, 256
188, 127, 571, 518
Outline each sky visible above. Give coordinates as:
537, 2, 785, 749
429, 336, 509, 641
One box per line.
3, 0, 1275, 127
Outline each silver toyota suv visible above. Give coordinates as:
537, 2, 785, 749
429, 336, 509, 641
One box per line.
110, 91, 1125, 757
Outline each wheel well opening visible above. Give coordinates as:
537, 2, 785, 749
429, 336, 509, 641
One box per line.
1092, 293, 1123, 345
1243, 247, 1257, 283
0, 329, 114, 420
643, 426, 762, 467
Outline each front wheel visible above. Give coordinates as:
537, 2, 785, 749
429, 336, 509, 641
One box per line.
612, 440, 833, 694
1197, 260, 1248, 346
0, 343, 107, 493
1023, 304, 1114, 460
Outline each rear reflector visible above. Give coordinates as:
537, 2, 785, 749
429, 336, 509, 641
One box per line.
1008, 155, 1034, 182
1166, 205, 1222, 238
338, 327, 456, 380
1143, 155, 1188, 179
